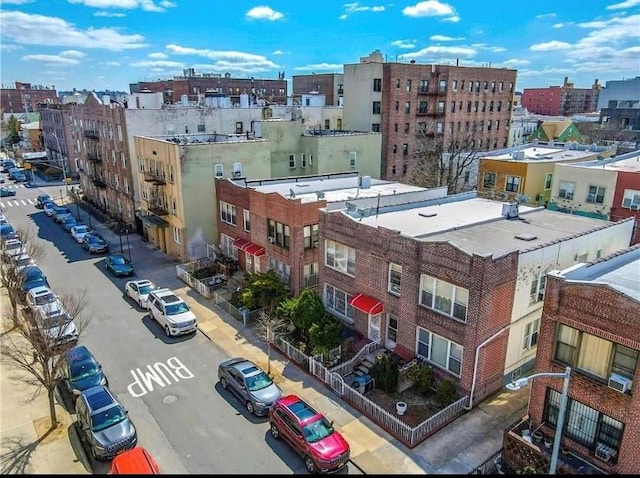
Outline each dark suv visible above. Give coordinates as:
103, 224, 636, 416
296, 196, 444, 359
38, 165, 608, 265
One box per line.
75, 385, 137, 460
60, 345, 108, 397
269, 394, 350, 473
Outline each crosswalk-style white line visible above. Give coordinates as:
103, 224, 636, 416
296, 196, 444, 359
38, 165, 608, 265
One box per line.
0, 198, 36, 208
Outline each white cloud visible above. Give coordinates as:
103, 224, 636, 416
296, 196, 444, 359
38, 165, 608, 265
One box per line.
22, 54, 81, 65
245, 6, 284, 21
402, 45, 476, 60
339, 14, 348, 20
293, 63, 343, 71
94, 11, 127, 17
391, 39, 416, 48
0, 11, 148, 51
0, 43, 23, 52
106, 61, 121, 66
67, 0, 176, 12
60, 50, 86, 58
403, 1, 457, 20
535, 13, 556, 19
606, 0, 640, 9
529, 40, 572, 51
430, 35, 463, 41
553, 23, 565, 28
129, 60, 184, 68
166, 44, 280, 73
272, 50, 289, 55
343, 2, 386, 13
442, 15, 459, 22
148, 52, 168, 59
500, 59, 531, 67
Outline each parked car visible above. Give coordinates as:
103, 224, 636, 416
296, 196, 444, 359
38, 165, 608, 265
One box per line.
61, 215, 80, 232
147, 288, 198, 337
124, 279, 159, 308
51, 206, 72, 222
12, 170, 27, 182
70, 224, 92, 243
0, 186, 16, 197
33, 307, 78, 348
0, 223, 18, 246
43, 202, 57, 217
108, 446, 159, 475
25, 286, 64, 317
75, 385, 137, 460
59, 345, 108, 397
105, 254, 134, 277
13, 253, 35, 273
21, 265, 49, 295
54, 212, 74, 225
7, 167, 20, 180
269, 394, 350, 473
218, 357, 283, 416
83, 233, 109, 254
36, 194, 53, 208
2, 160, 16, 173
2, 238, 24, 260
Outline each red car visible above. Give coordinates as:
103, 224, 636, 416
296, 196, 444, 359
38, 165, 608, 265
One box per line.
268, 394, 350, 473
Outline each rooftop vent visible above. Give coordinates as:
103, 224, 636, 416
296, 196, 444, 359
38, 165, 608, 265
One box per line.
515, 233, 537, 241
418, 212, 438, 218
502, 202, 519, 219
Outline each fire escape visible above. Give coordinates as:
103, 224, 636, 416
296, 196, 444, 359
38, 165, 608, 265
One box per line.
84, 130, 106, 189
144, 167, 168, 216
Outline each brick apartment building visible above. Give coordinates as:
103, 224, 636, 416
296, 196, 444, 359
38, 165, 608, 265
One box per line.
318, 196, 634, 404
521, 77, 601, 116
292, 73, 344, 106
343, 50, 517, 183
522, 245, 640, 473
129, 69, 288, 105
1, 81, 57, 116
38, 102, 78, 176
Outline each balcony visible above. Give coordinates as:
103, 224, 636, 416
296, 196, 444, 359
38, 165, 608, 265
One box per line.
426, 108, 446, 117
417, 87, 430, 95
93, 178, 107, 188
144, 171, 166, 185
416, 108, 429, 116
147, 202, 169, 216
87, 152, 102, 161
84, 130, 99, 140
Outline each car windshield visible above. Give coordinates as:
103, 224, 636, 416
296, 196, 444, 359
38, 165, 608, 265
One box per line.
111, 256, 127, 265
75, 227, 89, 233
165, 301, 190, 315
44, 203, 54, 209
301, 417, 335, 443
70, 361, 99, 381
245, 371, 274, 392
24, 268, 43, 280
138, 283, 156, 295
35, 293, 56, 305
6, 241, 21, 250
16, 257, 32, 267
87, 235, 104, 244
91, 405, 126, 432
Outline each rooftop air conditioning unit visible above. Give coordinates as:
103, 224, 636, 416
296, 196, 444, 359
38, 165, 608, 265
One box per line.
268, 236, 275, 244
608, 373, 632, 393
595, 442, 616, 462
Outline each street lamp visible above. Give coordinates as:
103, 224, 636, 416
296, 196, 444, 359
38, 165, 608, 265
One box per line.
506, 366, 571, 475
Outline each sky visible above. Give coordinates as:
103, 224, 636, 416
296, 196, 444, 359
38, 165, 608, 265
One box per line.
0, 0, 639, 95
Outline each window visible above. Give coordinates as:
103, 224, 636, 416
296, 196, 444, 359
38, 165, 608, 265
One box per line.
587, 185, 605, 204
406, 79, 412, 92
483, 172, 497, 188
214, 164, 223, 178
373, 78, 382, 92
419, 274, 469, 321
544, 388, 624, 457
451, 101, 456, 113
303, 224, 319, 249
243, 210, 251, 232
554, 323, 639, 380
396, 78, 401, 88
505, 176, 520, 193
416, 327, 462, 376
394, 123, 398, 132
387, 315, 398, 342
392, 145, 397, 154
404, 123, 410, 133
530, 271, 547, 303
267, 257, 290, 284
418, 79, 428, 93
301, 154, 306, 168
235, 122, 243, 134
219, 201, 236, 225
558, 181, 575, 200
372, 123, 380, 132
324, 239, 356, 276
324, 283, 354, 324
349, 152, 357, 167
439, 79, 446, 93
288, 154, 296, 169
622, 189, 640, 209
452, 80, 458, 91
388, 263, 402, 296
405, 101, 411, 114
303, 262, 319, 288
437, 101, 445, 114
395, 101, 399, 111
309, 154, 313, 166
522, 319, 540, 351
171, 227, 180, 244
324, 119, 330, 130
544, 173, 553, 190
372, 101, 381, 114
232, 162, 242, 177
402, 144, 408, 156
267, 219, 290, 249
418, 101, 428, 114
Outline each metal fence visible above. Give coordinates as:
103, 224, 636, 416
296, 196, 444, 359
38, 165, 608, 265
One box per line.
176, 259, 226, 299
468, 449, 503, 474
213, 292, 264, 327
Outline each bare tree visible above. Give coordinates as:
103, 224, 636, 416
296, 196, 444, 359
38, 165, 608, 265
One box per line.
576, 122, 638, 147
1, 289, 90, 429
408, 119, 485, 194
254, 310, 291, 375
0, 227, 46, 329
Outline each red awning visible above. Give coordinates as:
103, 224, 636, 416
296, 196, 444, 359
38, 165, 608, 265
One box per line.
244, 243, 266, 257
350, 293, 384, 315
232, 238, 251, 250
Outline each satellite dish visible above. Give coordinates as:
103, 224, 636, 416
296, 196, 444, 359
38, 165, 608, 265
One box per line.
316, 191, 325, 200
345, 201, 357, 213
290, 188, 296, 198
515, 194, 529, 204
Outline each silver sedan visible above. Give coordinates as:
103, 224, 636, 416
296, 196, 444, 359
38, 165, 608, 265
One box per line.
124, 279, 159, 308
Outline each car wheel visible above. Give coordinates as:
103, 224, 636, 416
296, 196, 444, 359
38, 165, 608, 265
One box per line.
270, 423, 280, 439
220, 377, 228, 389
138, 298, 143, 308
246, 401, 255, 415
304, 456, 316, 474
164, 325, 171, 337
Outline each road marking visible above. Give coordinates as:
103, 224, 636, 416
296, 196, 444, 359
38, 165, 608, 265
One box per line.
0, 201, 4, 208
26, 199, 35, 204
127, 356, 194, 398
6, 201, 15, 207
20, 200, 27, 205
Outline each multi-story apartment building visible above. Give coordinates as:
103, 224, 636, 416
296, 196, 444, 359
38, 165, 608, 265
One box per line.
71, 93, 136, 227
38, 102, 78, 176
596, 77, 640, 111
342, 50, 517, 183
129, 69, 288, 106
600, 100, 640, 132
548, 150, 640, 242
521, 77, 601, 116
215, 173, 444, 296
317, 195, 634, 405
521, 245, 640, 473
477, 142, 616, 206
292, 73, 344, 106
1, 81, 57, 117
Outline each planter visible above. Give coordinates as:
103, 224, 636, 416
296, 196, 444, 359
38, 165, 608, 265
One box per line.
532, 431, 543, 444
544, 437, 553, 448
396, 401, 408, 416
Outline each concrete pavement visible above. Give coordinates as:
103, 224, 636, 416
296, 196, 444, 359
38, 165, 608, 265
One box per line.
0, 205, 529, 474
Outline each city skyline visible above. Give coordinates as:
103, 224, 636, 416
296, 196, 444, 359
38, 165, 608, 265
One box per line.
0, 0, 639, 94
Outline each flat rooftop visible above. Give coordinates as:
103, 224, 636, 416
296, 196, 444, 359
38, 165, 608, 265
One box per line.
485, 146, 609, 163
561, 150, 640, 173
351, 198, 622, 257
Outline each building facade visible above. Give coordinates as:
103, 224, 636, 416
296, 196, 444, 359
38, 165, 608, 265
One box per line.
526, 245, 640, 473
600, 100, 640, 133
38, 103, 77, 176
342, 50, 517, 182
596, 77, 640, 111
2, 81, 58, 116
521, 77, 601, 116
292, 73, 344, 106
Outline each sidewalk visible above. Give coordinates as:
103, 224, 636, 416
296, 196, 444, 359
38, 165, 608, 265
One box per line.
0, 209, 529, 475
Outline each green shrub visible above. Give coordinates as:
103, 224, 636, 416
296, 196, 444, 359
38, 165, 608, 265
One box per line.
369, 355, 398, 393
435, 379, 458, 408
407, 365, 434, 395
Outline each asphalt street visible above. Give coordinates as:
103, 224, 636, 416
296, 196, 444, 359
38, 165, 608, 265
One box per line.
2, 183, 362, 474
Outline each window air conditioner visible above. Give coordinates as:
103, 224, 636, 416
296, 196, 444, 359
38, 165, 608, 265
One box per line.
313, 241, 319, 248
268, 236, 275, 244
595, 442, 616, 462
608, 373, 632, 393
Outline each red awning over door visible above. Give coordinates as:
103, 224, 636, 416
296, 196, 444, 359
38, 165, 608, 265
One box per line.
232, 237, 265, 257
349, 293, 384, 315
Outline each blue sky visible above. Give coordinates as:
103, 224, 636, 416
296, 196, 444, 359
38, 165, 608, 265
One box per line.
1, 0, 639, 94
